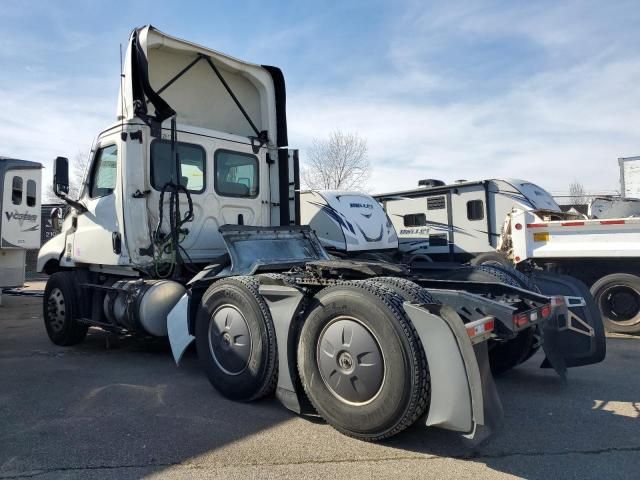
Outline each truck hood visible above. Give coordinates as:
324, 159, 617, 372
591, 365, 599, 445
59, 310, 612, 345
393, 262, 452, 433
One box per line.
118, 25, 287, 147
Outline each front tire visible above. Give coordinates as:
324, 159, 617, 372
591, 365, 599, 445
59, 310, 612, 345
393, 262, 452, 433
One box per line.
195, 276, 278, 401
591, 273, 640, 334
297, 281, 430, 441
43, 272, 88, 346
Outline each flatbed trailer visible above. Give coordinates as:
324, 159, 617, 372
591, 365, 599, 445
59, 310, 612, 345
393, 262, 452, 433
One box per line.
504, 209, 640, 334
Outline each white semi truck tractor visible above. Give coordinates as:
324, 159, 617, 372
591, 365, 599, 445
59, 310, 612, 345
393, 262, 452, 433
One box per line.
38, 26, 600, 442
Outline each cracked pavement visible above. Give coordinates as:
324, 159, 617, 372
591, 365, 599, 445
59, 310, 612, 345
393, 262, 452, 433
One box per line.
1, 288, 639, 479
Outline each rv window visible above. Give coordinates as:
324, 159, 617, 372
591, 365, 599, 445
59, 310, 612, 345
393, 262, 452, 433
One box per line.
427, 196, 445, 210
215, 150, 259, 198
89, 145, 118, 198
467, 200, 484, 221
26, 180, 36, 207
11, 176, 22, 205
150, 140, 206, 193
404, 213, 427, 227
429, 234, 448, 246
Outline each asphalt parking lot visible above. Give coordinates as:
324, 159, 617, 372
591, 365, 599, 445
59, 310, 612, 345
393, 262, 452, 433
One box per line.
1, 286, 639, 479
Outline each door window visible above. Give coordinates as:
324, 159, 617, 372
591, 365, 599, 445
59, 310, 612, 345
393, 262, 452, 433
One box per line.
89, 145, 118, 198
150, 140, 206, 193
11, 176, 22, 205
214, 150, 259, 198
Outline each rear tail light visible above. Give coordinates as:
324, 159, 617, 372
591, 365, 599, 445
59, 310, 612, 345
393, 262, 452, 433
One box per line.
513, 313, 530, 328
466, 317, 494, 339
513, 302, 553, 329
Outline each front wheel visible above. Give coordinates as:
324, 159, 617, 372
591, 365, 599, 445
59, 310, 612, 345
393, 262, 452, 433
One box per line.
43, 272, 88, 346
591, 273, 640, 334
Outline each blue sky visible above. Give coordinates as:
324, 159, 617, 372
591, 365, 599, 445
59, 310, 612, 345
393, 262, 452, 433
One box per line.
1, 0, 638, 195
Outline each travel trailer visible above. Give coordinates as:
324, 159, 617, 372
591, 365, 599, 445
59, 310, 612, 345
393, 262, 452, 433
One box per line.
375, 179, 640, 334
0, 158, 42, 299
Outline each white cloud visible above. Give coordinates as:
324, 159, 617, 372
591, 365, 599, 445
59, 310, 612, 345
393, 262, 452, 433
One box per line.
288, 2, 640, 196
0, 80, 114, 192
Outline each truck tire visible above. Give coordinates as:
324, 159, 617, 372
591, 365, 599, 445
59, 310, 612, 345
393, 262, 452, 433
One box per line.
195, 276, 278, 401
370, 277, 439, 305
470, 252, 511, 268
297, 281, 430, 441
591, 273, 640, 334
43, 272, 89, 346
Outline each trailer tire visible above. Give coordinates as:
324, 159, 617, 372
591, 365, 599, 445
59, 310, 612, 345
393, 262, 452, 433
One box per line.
470, 252, 511, 268
195, 276, 278, 401
43, 272, 88, 346
371, 277, 439, 305
297, 281, 430, 441
591, 273, 640, 334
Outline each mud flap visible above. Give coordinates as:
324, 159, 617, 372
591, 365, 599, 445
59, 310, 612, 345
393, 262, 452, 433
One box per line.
531, 272, 606, 374
258, 284, 309, 414
403, 303, 504, 444
167, 293, 194, 365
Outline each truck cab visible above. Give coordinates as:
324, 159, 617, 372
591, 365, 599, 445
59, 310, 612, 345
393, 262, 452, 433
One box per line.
39, 25, 297, 276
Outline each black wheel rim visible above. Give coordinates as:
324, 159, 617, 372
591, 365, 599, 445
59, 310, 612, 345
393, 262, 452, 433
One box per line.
316, 316, 384, 405
600, 284, 640, 326
47, 288, 66, 333
208, 305, 253, 375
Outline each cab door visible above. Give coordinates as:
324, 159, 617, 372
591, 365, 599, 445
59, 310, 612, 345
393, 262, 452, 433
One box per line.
212, 142, 269, 228
71, 136, 122, 265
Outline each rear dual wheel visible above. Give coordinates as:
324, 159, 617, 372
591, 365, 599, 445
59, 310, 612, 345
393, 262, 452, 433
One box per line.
195, 276, 278, 401
297, 281, 430, 441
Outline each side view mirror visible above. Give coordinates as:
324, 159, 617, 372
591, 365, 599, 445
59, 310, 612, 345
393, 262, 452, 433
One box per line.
49, 207, 63, 232
52, 156, 87, 213
53, 156, 69, 198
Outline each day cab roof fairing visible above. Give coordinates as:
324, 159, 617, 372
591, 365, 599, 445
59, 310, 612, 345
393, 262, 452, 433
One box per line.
117, 25, 288, 148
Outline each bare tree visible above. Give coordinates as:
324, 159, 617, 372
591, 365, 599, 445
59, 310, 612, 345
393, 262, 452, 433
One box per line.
45, 151, 89, 202
569, 180, 590, 205
301, 130, 371, 191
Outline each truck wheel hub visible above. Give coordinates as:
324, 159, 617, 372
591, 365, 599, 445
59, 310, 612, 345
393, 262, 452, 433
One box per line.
603, 285, 640, 324
317, 317, 384, 405
337, 351, 354, 372
208, 305, 253, 375
47, 288, 66, 333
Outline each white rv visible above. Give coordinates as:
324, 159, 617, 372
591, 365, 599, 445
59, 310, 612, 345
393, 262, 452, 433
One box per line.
0, 158, 42, 295
375, 179, 562, 264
